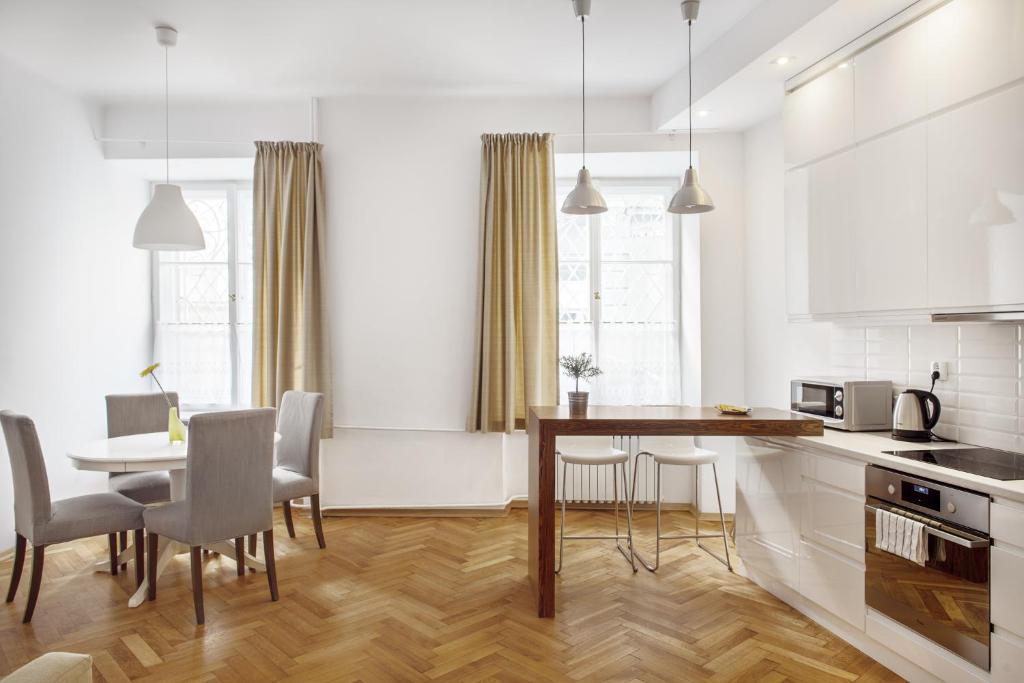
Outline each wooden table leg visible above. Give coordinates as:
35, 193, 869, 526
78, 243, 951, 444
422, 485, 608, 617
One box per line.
527, 413, 556, 617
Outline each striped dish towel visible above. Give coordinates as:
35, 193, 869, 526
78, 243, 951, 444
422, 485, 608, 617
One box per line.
876, 507, 927, 566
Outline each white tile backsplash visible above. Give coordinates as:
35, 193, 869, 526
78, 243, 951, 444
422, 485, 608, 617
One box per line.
829, 322, 1024, 453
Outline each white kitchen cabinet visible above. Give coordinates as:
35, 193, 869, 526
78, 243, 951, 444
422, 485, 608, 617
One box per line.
735, 438, 803, 589
852, 123, 929, 312
854, 13, 929, 141
807, 148, 858, 314
785, 168, 810, 317
992, 629, 1024, 683
784, 62, 855, 168
925, 0, 1024, 114
798, 539, 866, 630
992, 544, 1024, 638
801, 479, 865, 563
927, 83, 1024, 309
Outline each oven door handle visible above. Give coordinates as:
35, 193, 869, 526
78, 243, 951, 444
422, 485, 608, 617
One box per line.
865, 503, 990, 549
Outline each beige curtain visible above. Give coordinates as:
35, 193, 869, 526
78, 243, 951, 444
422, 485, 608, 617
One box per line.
467, 133, 559, 433
252, 141, 333, 438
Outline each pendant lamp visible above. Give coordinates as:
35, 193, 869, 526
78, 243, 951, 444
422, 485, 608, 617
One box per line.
562, 0, 607, 215
133, 26, 205, 251
669, 0, 715, 215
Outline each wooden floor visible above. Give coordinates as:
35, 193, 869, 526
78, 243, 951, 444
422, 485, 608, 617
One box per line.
0, 508, 901, 682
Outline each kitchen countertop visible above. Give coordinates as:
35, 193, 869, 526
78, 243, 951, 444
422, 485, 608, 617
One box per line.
757, 428, 1024, 504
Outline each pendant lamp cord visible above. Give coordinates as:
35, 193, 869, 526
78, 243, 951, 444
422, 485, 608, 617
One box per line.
164, 44, 170, 184
688, 19, 693, 169
581, 15, 586, 169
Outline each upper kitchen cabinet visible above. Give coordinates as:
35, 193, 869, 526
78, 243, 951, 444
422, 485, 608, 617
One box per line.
807, 149, 858, 314
928, 83, 1024, 308
925, 0, 1024, 113
853, 123, 929, 312
784, 63, 855, 168
785, 168, 810, 317
854, 14, 929, 141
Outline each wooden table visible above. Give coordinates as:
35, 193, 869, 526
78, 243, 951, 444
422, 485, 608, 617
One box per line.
68, 431, 281, 608
527, 405, 823, 617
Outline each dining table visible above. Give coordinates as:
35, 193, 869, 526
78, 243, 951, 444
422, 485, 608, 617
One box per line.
67, 430, 281, 608
526, 405, 824, 617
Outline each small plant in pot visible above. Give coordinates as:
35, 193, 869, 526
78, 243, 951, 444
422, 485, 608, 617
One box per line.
560, 352, 602, 418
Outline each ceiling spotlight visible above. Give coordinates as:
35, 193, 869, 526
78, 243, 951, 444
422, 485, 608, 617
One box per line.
837, 61, 850, 69
771, 56, 795, 66
697, 109, 710, 117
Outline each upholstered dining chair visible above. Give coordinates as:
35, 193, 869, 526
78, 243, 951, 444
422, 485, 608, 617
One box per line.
144, 408, 278, 625
249, 391, 326, 554
105, 392, 177, 569
1, 410, 147, 623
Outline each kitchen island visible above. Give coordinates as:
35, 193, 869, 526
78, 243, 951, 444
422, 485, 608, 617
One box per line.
527, 405, 823, 618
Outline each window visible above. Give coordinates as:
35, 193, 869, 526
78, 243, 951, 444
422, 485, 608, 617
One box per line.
556, 178, 682, 405
153, 182, 253, 410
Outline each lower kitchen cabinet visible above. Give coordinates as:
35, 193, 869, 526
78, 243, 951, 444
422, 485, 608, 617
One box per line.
798, 539, 866, 630
991, 629, 1024, 683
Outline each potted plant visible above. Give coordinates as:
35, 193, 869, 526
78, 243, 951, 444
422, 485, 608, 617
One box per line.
560, 352, 602, 418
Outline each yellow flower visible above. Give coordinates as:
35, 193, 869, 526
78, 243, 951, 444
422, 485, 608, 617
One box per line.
140, 362, 161, 378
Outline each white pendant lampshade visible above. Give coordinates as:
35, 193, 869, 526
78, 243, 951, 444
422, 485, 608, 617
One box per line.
562, 168, 607, 215
133, 26, 205, 251
668, 168, 714, 214
133, 184, 205, 250
668, 0, 715, 215
561, 0, 607, 215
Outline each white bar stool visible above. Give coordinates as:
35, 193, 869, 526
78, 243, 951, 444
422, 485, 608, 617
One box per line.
631, 445, 732, 572
556, 447, 637, 574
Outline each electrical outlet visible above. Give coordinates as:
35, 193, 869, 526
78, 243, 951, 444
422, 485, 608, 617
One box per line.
930, 361, 949, 381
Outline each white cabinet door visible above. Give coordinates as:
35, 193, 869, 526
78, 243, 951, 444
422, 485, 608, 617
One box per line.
735, 438, 803, 589
784, 64, 855, 168
853, 123, 929, 312
926, 0, 1024, 113
801, 480, 865, 563
992, 544, 1024, 637
808, 149, 858, 314
992, 629, 1024, 683
798, 539, 866, 630
854, 14, 929, 140
785, 168, 810, 317
927, 83, 1024, 309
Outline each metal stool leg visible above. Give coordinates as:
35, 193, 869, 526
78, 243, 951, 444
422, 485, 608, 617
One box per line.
694, 462, 733, 571
556, 460, 567, 574
615, 460, 637, 572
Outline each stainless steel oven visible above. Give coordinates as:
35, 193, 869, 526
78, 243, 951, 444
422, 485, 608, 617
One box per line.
864, 465, 991, 671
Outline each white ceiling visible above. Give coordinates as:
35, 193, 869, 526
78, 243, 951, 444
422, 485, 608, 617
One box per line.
0, 0, 762, 102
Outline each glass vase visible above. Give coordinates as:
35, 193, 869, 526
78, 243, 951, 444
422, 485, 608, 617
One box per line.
168, 406, 186, 444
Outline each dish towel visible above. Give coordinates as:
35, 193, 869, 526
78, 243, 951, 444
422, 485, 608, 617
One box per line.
875, 507, 928, 565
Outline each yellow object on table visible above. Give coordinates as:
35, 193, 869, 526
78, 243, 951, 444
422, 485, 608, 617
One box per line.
715, 403, 752, 415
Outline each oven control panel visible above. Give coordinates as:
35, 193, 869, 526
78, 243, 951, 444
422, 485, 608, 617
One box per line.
866, 465, 989, 533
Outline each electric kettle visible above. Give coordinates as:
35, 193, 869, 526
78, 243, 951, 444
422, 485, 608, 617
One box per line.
892, 389, 941, 442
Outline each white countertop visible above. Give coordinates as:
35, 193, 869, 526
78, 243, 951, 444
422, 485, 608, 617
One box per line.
761, 429, 1024, 503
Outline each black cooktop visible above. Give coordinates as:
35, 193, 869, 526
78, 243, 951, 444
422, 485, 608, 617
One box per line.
882, 447, 1024, 481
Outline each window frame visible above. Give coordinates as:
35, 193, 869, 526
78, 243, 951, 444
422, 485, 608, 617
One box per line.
555, 175, 685, 403
149, 179, 253, 411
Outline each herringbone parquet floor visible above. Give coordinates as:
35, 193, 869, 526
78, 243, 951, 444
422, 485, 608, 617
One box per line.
0, 508, 901, 682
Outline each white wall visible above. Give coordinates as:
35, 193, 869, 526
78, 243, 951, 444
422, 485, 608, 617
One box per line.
742, 115, 832, 409
0, 57, 152, 550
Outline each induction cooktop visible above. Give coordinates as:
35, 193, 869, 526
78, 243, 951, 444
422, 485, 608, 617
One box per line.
881, 447, 1024, 481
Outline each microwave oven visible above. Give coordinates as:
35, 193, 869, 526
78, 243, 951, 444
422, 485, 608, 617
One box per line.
790, 378, 893, 431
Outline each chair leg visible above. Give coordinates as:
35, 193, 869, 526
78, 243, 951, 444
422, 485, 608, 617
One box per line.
23, 544, 44, 624
119, 530, 128, 571
189, 546, 204, 625
262, 530, 279, 602
555, 460, 567, 574
133, 529, 145, 588
247, 533, 257, 556
234, 537, 245, 577
147, 533, 159, 601
108, 533, 118, 576
282, 501, 296, 538
711, 463, 733, 571
620, 461, 637, 573
311, 494, 326, 549
5, 534, 26, 603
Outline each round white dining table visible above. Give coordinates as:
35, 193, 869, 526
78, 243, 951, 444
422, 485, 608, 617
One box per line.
67, 431, 282, 608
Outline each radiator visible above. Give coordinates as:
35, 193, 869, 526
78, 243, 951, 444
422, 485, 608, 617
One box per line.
555, 436, 659, 505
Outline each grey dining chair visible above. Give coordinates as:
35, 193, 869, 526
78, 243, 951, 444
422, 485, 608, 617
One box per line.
143, 408, 278, 625
1, 410, 147, 623
104, 392, 177, 569
249, 391, 326, 554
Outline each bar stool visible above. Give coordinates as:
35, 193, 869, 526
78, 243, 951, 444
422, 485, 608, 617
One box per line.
631, 443, 732, 572
556, 446, 637, 574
